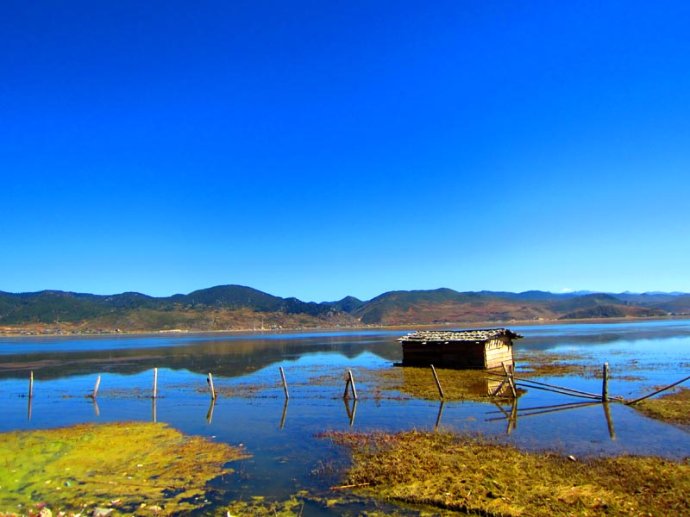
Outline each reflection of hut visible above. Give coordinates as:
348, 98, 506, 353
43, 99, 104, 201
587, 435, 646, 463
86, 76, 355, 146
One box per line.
398, 328, 522, 369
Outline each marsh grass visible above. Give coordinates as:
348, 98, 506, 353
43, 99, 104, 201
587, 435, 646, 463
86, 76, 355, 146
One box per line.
324, 430, 690, 516
0, 422, 248, 516
636, 388, 690, 425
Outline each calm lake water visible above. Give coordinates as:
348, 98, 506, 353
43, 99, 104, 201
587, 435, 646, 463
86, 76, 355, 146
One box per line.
1, 320, 689, 514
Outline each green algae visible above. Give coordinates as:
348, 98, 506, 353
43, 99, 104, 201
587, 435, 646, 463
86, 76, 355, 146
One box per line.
325, 430, 690, 517
0, 422, 249, 516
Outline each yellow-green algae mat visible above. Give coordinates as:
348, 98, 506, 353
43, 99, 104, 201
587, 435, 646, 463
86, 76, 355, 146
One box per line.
636, 387, 690, 426
326, 430, 690, 516
0, 421, 249, 516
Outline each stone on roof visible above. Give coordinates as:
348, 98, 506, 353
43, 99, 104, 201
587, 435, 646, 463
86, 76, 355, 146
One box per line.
398, 328, 522, 343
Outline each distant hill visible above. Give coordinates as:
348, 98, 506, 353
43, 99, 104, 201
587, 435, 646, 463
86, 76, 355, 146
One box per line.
0, 285, 686, 334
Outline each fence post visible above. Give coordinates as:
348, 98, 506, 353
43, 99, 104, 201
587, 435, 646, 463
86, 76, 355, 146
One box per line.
92, 375, 101, 399
207, 373, 217, 400
502, 362, 517, 398
279, 367, 290, 399
602, 363, 609, 402
344, 369, 358, 400
430, 364, 445, 400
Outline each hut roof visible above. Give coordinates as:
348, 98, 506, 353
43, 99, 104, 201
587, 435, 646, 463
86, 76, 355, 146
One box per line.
398, 328, 522, 343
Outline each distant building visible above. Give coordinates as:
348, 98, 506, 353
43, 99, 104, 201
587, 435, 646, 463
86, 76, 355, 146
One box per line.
398, 328, 522, 369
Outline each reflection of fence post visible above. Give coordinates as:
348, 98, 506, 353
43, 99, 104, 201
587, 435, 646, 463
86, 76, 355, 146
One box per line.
502, 362, 517, 398
29, 371, 34, 399
343, 398, 358, 427
280, 399, 289, 430
434, 401, 445, 430
602, 402, 616, 440
430, 365, 445, 400
206, 398, 215, 424
508, 399, 518, 434
207, 373, 217, 400
279, 367, 290, 399
153, 368, 158, 399
602, 363, 609, 402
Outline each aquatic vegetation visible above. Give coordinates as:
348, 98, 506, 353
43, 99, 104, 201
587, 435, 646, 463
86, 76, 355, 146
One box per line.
0, 422, 249, 516
363, 366, 499, 401
224, 490, 414, 516
325, 430, 690, 516
636, 388, 690, 425
514, 351, 597, 378
226, 494, 304, 516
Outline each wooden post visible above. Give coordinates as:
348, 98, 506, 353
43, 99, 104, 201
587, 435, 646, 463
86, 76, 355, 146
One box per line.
343, 376, 351, 399
430, 365, 445, 400
92, 375, 101, 399
602, 363, 609, 402
343, 370, 357, 400
153, 368, 158, 399
502, 362, 517, 399
207, 373, 217, 400
279, 367, 290, 399
29, 371, 34, 399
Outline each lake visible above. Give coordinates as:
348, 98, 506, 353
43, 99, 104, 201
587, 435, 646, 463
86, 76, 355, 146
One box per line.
1, 320, 689, 515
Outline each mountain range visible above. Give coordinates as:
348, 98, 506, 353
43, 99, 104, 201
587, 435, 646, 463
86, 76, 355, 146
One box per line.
1, 285, 689, 334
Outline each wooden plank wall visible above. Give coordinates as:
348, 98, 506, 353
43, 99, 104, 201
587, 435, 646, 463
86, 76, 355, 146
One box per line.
484, 338, 514, 369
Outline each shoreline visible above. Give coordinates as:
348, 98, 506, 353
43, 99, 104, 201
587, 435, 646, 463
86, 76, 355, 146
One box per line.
0, 314, 687, 339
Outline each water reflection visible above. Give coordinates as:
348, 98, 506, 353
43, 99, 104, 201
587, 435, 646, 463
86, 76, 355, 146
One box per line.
434, 401, 445, 430
0, 332, 402, 381
279, 399, 288, 430
2, 319, 690, 514
205, 398, 215, 424
343, 398, 358, 427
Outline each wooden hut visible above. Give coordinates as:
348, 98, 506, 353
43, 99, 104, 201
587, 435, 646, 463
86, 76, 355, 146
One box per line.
398, 328, 522, 369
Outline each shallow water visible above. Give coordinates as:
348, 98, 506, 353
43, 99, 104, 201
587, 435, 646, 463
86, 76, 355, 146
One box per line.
1, 321, 689, 514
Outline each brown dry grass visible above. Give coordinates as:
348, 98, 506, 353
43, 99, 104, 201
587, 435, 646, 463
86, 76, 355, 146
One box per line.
325, 430, 690, 516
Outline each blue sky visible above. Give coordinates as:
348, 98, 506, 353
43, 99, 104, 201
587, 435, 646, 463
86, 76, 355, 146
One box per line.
2, 1, 690, 301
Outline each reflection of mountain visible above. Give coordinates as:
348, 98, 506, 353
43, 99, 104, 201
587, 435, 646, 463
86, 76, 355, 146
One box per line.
0, 334, 403, 381
515, 321, 690, 351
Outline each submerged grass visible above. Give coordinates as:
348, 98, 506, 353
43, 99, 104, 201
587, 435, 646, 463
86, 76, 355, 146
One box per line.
636, 388, 690, 425
0, 422, 249, 516
514, 351, 597, 378
325, 430, 690, 516
360, 366, 501, 402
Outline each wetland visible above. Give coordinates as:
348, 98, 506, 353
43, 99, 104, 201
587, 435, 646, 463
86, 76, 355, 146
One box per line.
1, 320, 689, 515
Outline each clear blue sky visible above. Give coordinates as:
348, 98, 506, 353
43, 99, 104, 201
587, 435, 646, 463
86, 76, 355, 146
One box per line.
2, 1, 689, 301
